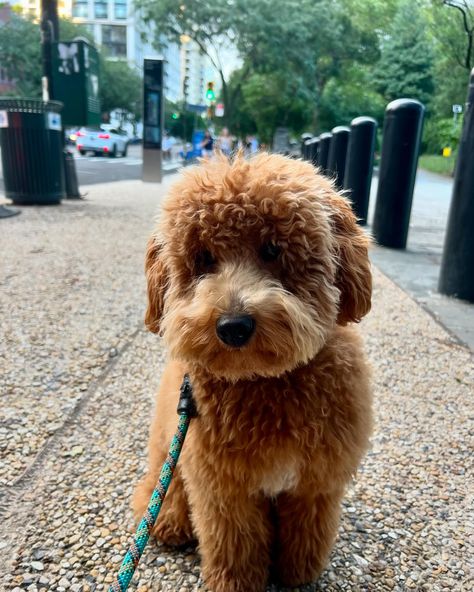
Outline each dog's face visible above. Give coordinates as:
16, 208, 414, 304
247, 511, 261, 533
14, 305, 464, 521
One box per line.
145, 154, 371, 381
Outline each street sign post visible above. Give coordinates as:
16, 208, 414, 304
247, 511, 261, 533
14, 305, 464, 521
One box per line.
52, 40, 101, 127
142, 58, 164, 183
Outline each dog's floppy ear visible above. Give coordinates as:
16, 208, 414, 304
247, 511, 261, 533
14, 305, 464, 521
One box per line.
144, 236, 169, 333
329, 193, 372, 325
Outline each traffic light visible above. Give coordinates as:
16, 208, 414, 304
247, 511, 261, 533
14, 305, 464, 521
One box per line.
206, 82, 215, 101
172, 112, 179, 119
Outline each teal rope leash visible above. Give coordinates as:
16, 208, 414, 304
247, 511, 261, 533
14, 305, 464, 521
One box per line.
108, 374, 196, 592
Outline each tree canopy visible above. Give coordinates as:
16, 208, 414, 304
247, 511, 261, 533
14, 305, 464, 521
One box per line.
1, 0, 471, 150
0, 13, 141, 119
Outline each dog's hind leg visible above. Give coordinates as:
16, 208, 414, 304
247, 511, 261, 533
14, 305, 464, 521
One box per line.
273, 487, 343, 587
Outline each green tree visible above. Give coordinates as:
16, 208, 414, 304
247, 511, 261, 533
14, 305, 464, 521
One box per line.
134, 0, 317, 124
429, 0, 474, 118
442, 0, 474, 71
0, 12, 42, 97
99, 59, 142, 119
318, 65, 385, 131
373, 1, 435, 106
0, 13, 141, 120
232, 70, 314, 143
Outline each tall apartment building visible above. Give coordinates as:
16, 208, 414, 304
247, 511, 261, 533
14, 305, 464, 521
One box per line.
180, 38, 220, 107
70, 0, 181, 103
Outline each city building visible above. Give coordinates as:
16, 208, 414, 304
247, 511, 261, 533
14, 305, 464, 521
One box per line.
180, 37, 220, 108
5, 0, 182, 102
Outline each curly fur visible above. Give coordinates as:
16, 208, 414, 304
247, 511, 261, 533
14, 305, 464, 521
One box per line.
133, 153, 373, 592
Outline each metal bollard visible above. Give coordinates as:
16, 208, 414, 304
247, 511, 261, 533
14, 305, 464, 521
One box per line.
344, 117, 377, 225
372, 99, 425, 249
318, 132, 332, 175
303, 139, 313, 161
327, 126, 351, 189
63, 150, 81, 199
308, 138, 319, 166
439, 68, 474, 302
301, 133, 313, 159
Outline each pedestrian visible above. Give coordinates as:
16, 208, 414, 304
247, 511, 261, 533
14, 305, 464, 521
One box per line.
162, 132, 173, 161
217, 127, 232, 156
249, 135, 259, 154
200, 130, 214, 159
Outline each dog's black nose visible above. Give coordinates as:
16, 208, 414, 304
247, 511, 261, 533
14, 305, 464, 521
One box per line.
216, 314, 256, 348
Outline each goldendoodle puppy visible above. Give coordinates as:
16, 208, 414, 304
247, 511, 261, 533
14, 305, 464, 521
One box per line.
132, 153, 372, 592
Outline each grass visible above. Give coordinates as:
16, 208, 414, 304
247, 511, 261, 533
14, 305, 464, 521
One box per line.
418, 154, 456, 177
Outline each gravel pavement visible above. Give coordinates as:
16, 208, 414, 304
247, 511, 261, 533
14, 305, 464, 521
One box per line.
0, 178, 473, 591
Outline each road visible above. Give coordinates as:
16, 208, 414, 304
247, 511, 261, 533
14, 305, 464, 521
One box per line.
0, 144, 182, 191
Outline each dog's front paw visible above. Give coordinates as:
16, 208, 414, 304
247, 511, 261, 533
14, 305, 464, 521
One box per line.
152, 515, 194, 547
274, 561, 321, 589
205, 568, 267, 592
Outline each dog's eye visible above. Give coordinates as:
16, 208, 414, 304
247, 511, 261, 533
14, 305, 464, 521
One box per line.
259, 242, 281, 262
195, 249, 216, 274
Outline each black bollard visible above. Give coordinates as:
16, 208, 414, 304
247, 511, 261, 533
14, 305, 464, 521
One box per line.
438, 69, 474, 302
344, 117, 377, 225
327, 126, 351, 189
301, 133, 312, 159
304, 139, 313, 161
318, 132, 332, 175
64, 150, 81, 199
372, 99, 424, 249
309, 137, 320, 167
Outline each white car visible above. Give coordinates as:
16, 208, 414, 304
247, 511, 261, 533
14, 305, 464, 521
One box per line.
76, 126, 129, 157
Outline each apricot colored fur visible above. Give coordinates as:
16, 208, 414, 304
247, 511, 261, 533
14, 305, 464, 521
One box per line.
132, 153, 373, 592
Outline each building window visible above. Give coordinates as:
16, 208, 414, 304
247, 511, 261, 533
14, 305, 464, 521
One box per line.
114, 0, 127, 19
95, 0, 108, 19
72, 0, 89, 18
102, 25, 127, 58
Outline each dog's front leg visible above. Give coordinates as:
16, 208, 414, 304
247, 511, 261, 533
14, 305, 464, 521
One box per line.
273, 486, 344, 587
186, 478, 273, 592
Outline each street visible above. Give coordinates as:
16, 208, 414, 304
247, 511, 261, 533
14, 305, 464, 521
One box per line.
0, 144, 182, 191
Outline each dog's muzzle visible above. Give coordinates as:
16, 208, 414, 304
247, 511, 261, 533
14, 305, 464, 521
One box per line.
216, 314, 256, 348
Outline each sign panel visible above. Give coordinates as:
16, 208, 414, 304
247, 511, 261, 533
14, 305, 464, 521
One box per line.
46, 112, 62, 130
52, 40, 101, 127
143, 59, 163, 150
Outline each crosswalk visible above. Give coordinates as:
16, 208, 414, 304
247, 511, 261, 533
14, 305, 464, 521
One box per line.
74, 155, 182, 170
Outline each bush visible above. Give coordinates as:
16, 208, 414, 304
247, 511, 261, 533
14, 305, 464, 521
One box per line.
422, 116, 462, 154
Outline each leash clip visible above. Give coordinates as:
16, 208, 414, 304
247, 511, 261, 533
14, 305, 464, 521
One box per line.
177, 373, 197, 417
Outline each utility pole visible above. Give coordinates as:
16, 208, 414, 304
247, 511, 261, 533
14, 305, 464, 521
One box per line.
40, 0, 59, 101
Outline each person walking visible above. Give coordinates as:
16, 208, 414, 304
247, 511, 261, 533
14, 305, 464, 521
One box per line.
217, 127, 233, 156
200, 130, 214, 159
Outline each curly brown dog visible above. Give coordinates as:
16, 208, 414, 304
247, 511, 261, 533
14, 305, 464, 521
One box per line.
132, 153, 373, 592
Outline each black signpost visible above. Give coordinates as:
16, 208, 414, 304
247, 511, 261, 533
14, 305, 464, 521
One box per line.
52, 40, 101, 127
142, 58, 164, 183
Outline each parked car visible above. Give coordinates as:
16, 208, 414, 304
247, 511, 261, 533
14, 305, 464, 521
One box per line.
76, 126, 129, 157
66, 128, 81, 145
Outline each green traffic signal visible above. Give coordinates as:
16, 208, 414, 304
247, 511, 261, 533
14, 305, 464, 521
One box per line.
172, 112, 179, 119
206, 82, 215, 101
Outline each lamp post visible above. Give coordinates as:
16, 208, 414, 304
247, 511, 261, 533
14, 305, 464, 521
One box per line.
40, 0, 59, 101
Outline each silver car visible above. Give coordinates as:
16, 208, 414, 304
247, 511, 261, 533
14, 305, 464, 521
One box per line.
76, 126, 129, 157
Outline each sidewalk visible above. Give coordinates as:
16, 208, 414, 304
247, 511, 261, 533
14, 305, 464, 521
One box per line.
1, 178, 472, 591
367, 168, 474, 351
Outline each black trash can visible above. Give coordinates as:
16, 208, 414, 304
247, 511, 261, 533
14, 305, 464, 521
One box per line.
0, 98, 65, 205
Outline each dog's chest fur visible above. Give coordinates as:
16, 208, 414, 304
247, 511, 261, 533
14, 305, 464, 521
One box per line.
258, 457, 300, 496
